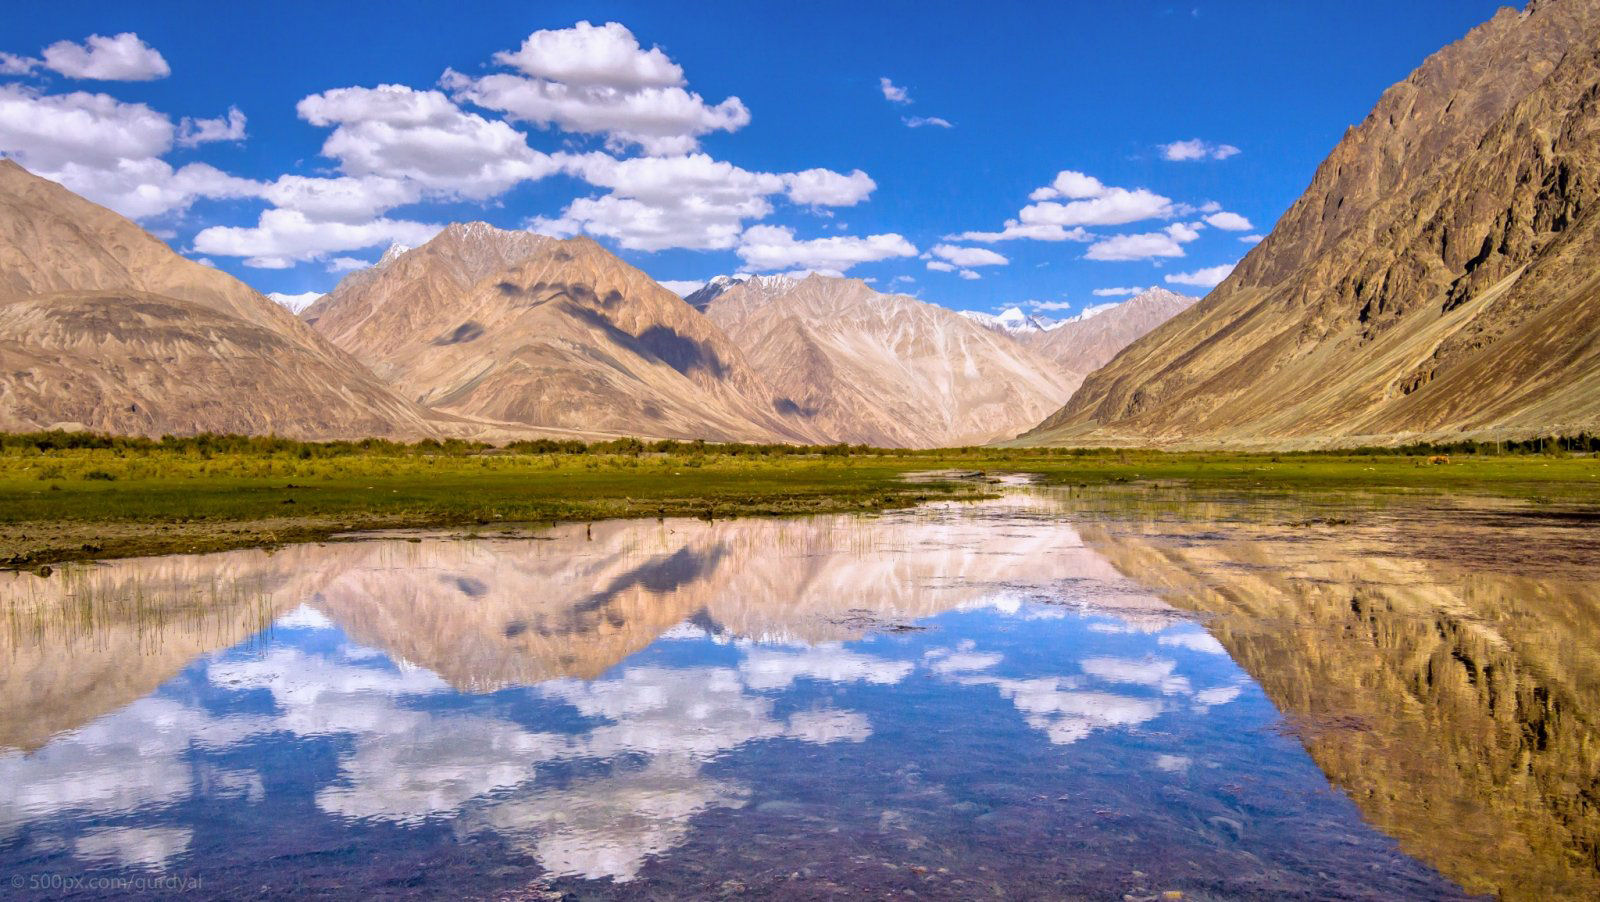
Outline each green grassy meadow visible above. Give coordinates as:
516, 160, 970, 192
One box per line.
2, 432, 1597, 567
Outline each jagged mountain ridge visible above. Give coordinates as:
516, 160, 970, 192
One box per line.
1026, 0, 1600, 447
305, 225, 822, 443
704, 274, 1080, 447
0, 160, 435, 440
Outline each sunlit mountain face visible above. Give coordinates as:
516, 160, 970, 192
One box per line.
2, 487, 1594, 898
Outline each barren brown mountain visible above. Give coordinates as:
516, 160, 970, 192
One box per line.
704, 274, 1079, 447
0, 160, 434, 439
1026, 0, 1600, 448
305, 224, 820, 443
1024, 288, 1196, 376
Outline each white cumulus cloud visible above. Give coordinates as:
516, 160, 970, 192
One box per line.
737, 224, 916, 273
176, 107, 246, 147
1159, 139, 1240, 161
40, 33, 169, 81
904, 116, 952, 129
192, 208, 441, 269
1085, 222, 1202, 261
930, 244, 1007, 267
0, 84, 259, 218
1202, 211, 1252, 230
1164, 262, 1236, 289
443, 21, 748, 155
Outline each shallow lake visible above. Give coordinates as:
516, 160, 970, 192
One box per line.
1, 485, 1596, 899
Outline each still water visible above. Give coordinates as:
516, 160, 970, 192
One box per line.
1, 486, 1596, 899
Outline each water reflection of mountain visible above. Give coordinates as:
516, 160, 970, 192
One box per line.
0, 496, 1170, 746
0, 559, 292, 750
1080, 500, 1600, 899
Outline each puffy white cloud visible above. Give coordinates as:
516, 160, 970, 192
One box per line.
1023, 299, 1076, 311
40, 33, 169, 81
493, 21, 683, 90
931, 244, 1007, 267
1085, 222, 1202, 261
879, 77, 910, 104
737, 225, 916, 273
299, 84, 559, 198
1164, 261, 1236, 288
1239, 233, 1264, 244
957, 170, 1174, 245
0, 84, 264, 218
958, 268, 980, 280
926, 260, 955, 272
1092, 286, 1148, 297
0, 52, 39, 76
545, 190, 759, 252
0, 84, 172, 169
783, 167, 875, 206
1028, 170, 1109, 201
1159, 139, 1240, 161
1202, 210, 1252, 230
444, 22, 748, 155
1020, 187, 1172, 228
260, 174, 422, 223
192, 208, 441, 268
177, 106, 246, 146
540, 153, 873, 252
656, 279, 704, 296
904, 115, 952, 129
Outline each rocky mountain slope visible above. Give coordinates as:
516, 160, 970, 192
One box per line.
1026, 0, 1600, 448
704, 275, 1080, 446
0, 160, 434, 439
1025, 288, 1197, 375
682, 274, 797, 312
304, 225, 820, 443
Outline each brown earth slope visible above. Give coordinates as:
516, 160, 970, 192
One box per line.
0, 160, 434, 439
305, 224, 822, 443
1025, 0, 1600, 448
705, 274, 1080, 447
1026, 288, 1197, 376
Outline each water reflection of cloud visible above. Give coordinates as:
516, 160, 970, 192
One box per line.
0, 697, 273, 839
203, 637, 891, 881
465, 757, 749, 883
1158, 630, 1228, 655
740, 644, 914, 691
927, 627, 1244, 747
74, 826, 193, 871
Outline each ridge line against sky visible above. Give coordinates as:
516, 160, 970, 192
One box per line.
0, 1, 1509, 314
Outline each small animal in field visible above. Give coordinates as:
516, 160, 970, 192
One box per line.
1428, 455, 1450, 465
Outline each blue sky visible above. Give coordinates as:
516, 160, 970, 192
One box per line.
0, 1, 1508, 314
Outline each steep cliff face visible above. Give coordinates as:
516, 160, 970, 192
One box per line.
705, 275, 1079, 447
0, 160, 436, 439
1028, 0, 1600, 447
307, 225, 820, 443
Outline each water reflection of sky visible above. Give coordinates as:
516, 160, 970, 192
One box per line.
0, 498, 1470, 899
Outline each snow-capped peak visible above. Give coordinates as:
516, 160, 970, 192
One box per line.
959, 306, 1047, 334
267, 291, 321, 314
377, 243, 411, 267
